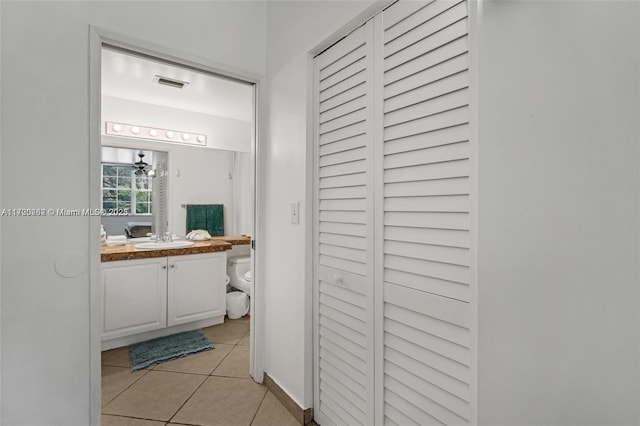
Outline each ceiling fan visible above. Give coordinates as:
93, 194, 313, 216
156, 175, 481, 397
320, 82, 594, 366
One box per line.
133, 152, 150, 176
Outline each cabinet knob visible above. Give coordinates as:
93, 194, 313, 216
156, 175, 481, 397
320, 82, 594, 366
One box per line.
162, 265, 167, 269
170, 264, 175, 268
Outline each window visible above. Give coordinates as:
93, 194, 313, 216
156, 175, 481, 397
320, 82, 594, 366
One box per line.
102, 164, 152, 214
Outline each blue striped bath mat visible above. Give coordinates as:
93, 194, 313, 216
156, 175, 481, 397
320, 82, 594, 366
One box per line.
129, 329, 214, 371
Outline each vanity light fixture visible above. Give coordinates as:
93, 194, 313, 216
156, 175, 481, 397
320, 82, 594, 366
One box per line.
105, 122, 206, 146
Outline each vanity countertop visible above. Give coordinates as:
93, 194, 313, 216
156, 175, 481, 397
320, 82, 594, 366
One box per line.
101, 235, 251, 262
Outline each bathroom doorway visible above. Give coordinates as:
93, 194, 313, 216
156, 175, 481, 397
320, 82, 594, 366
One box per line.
89, 30, 263, 423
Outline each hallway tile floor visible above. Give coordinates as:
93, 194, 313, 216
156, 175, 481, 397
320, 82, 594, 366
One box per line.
101, 317, 299, 426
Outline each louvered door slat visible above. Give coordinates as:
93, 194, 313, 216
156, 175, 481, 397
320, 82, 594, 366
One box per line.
384, 0, 462, 44
384, 159, 470, 183
384, 1, 467, 58
384, 177, 470, 197
319, 232, 367, 250
320, 370, 368, 414
320, 134, 367, 156
320, 57, 367, 92
320, 44, 367, 81
384, 226, 470, 248
384, 18, 468, 71
384, 37, 468, 86
385, 106, 469, 142
384, 53, 469, 99
385, 346, 470, 402
320, 96, 367, 124
320, 83, 367, 113
384, 142, 470, 168
385, 240, 470, 266
384, 72, 469, 114
315, 19, 375, 426
384, 89, 470, 128
384, 124, 469, 155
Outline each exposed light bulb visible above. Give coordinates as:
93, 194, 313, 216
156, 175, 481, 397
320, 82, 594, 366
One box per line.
182, 133, 190, 140
131, 126, 140, 134
149, 129, 157, 137
166, 131, 174, 138
197, 135, 205, 143
112, 124, 122, 132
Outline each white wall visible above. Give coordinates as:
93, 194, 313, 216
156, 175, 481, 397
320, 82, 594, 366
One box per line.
170, 145, 234, 236
0, 1, 265, 424
477, 2, 640, 424
103, 96, 252, 152
263, 0, 377, 408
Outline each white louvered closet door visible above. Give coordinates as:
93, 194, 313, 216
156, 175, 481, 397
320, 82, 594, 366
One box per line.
314, 1, 474, 425
379, 1, 472, 425
313, 20, 376, 426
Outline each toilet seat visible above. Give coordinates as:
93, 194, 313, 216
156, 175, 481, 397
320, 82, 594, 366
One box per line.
230, 277, 251, 297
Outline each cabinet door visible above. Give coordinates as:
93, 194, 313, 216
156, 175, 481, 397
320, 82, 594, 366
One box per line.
167, 252, 226, 326
102, 257, 167, 340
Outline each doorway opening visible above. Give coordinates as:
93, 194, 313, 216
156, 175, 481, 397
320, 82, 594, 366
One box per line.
89, 32, 262, 423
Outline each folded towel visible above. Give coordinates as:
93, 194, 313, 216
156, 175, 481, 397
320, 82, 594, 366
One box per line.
106, 240, 127, 246
107, 235, 127, 241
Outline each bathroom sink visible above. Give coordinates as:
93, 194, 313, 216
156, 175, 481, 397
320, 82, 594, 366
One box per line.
135, 241, 195, 250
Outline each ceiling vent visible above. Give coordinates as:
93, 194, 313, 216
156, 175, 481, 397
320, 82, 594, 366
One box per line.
153, 75, 189, 89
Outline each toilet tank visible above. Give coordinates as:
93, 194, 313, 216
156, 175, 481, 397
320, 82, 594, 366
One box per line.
227, 256, 251, 284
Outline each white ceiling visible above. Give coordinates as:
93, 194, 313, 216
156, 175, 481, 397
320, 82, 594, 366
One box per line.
101, 147, 155, 165
101, 48, 254, 122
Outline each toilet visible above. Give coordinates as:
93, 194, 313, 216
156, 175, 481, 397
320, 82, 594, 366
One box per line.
227, 256, 252, 297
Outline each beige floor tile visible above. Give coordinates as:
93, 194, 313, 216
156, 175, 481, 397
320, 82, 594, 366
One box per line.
102, 366, 148, 407
251, 392, 299, 426
101, 414, 165, 426
102, 346, 131, 368
172, 376, 267, 426
234, 314, 250, 324
238, 330, 250, 346
152, 343, 234, 375
103, 370, 206, 421
203, 321, 249, 344
212, 345, 250, 379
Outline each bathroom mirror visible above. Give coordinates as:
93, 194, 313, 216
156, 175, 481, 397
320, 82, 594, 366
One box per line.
100, 146, 168, 238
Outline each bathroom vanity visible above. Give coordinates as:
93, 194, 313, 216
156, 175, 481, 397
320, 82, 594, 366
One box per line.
100, 236, 250, 350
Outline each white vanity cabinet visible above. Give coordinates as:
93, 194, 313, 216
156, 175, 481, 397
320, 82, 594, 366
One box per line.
101, 251, 227, 347
167, 252, 226, 326
102, 257, 168, 340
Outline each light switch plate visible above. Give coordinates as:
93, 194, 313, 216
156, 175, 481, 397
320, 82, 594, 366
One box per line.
290, 201, 300, 225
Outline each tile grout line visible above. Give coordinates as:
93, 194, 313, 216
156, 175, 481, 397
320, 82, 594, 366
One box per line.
166, 321, 250, 425
165, 370, 210, 425
101, 363, 151, 409
249, 385, 270, 426
102, 319, 251, 423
